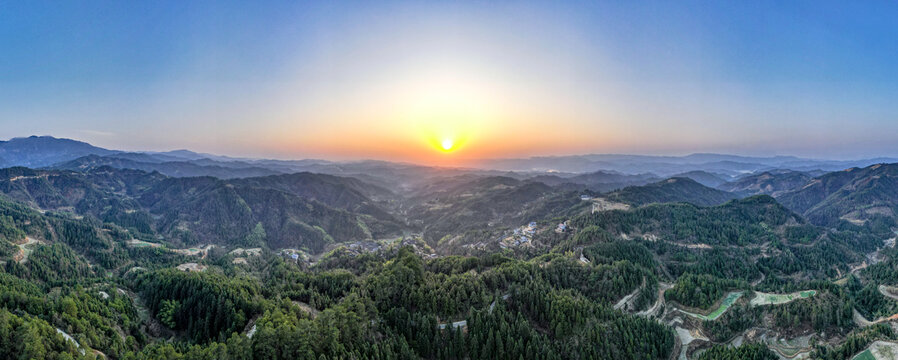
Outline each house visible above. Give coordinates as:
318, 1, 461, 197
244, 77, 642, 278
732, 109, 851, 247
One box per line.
556, 223, 567, 232
529, 222, 537, 228
580, 194, 592, 201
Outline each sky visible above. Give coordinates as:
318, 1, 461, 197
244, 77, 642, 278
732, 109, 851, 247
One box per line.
2, 1, 898, 165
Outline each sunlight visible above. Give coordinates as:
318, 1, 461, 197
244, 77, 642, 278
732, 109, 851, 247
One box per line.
441, 138, 454, 151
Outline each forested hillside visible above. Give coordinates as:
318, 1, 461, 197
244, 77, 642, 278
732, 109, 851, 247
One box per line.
603, 177, 737, 207
777, 163, 898, 227
1, 161, 898, 359
718, 170, 813, 197
0, 167, 405, 252
406, 176, 585, 243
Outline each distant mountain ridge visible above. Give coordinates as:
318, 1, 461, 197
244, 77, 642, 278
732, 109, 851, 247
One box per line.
604, 177, 738, 207
0, 135, 116, 168
476, 152, 898, 176
7, 135, 898, 258
776, 163, 898, 226
671, 170, 730, 187
718, 170, 814, 197
56, 154, 283, 179
4, 135, 898, 189
526, 170, 659, 192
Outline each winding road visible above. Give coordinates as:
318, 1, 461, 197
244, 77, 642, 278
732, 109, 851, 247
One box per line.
637, 282, 672, 317
614, 278, 645, 311
15, 236, 40, 263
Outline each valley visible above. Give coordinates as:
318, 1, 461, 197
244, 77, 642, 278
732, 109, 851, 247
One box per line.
2, 137, 898, 359
5, 0, 898, 357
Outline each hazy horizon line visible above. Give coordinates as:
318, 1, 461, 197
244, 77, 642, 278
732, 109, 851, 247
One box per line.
6, 134, 898, 167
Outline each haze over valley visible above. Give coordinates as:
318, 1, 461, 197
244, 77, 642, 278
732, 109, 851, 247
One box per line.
4, 1, 898, 359
1, 135, 898, 359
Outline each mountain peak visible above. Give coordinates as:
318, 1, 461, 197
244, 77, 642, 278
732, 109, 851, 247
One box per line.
0, 135, 115, 168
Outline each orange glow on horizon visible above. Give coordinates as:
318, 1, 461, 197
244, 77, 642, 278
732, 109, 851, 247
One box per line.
261, 123, 621, 167
261, 64, 628, 165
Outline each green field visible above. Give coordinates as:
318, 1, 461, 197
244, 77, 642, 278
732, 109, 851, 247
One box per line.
852, 341, 898, 360
852, 349, 876, 360
127, 239, 163, 248
681, 291, 744, 321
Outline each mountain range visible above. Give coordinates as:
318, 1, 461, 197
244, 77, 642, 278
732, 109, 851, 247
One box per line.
5, 135, 898, 250
6, 135, 898, 360
5, 135, 898, 182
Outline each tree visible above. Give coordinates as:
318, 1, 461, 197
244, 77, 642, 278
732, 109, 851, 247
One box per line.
158, 300, 180, 329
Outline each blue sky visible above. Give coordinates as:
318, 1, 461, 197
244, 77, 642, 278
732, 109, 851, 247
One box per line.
2, 1, 898, 161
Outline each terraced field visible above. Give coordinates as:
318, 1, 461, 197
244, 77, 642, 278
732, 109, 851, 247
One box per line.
766, 334, 813, 359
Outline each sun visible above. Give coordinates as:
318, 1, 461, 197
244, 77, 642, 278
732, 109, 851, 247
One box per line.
426, 134, 464, 154
441, 138, 454, 151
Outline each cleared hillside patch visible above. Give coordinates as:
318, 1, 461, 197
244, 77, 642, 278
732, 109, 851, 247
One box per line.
751, 290, 817, 306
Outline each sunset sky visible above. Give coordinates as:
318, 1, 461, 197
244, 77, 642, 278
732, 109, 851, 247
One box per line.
2, 1, 898, 164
